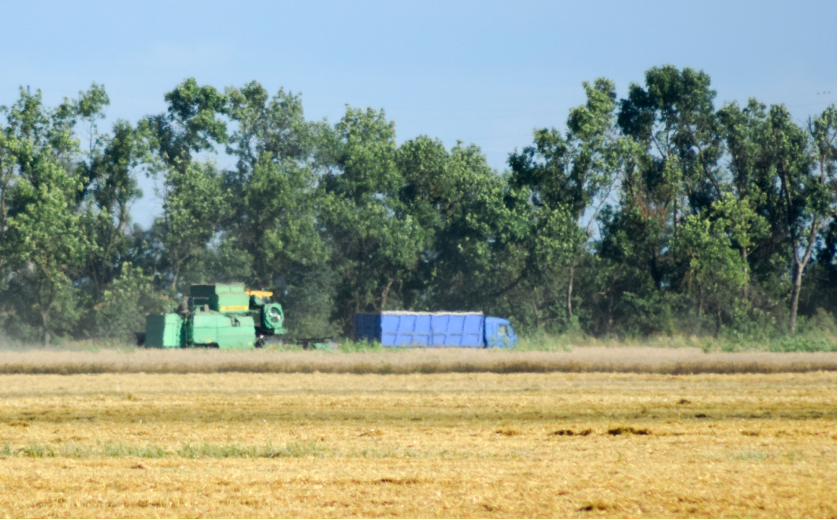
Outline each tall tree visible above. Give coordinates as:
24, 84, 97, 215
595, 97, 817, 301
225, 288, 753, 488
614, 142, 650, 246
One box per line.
155, 160, 230, 291
724, 101, 835, 332
0, 86, 96, 344
76, 119, 147, 299
322, 107, 429, 328
783, 104, 836, 332
509, 78, 620, 326
396, 138, 531, 315
142, 79, 230, 292
143, 78, 228, 174
223, 82, 324, 287
618, 65, 722, 215
615, 66, 722, 293
222, 82, 333, 337
225, 82, 315, 179
671, 194, 766, 334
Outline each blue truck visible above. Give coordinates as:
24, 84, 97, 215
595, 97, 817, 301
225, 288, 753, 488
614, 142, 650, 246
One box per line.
354, 311, 518, 348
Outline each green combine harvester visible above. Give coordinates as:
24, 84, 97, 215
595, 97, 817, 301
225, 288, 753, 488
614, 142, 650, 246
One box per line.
143, 283, 285, 349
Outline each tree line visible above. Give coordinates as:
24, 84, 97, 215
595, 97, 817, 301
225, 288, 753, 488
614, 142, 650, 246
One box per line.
0, 65, 834, 346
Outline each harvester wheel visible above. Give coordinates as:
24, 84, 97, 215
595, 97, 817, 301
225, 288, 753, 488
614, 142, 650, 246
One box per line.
256, 336, 283, 348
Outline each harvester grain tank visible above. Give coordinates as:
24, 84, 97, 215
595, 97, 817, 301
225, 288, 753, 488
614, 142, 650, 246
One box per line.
354, 311, 518, 348
144, 283, 285, 349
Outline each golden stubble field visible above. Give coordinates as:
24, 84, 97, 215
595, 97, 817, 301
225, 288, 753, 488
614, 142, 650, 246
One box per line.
0, 355, 835, 518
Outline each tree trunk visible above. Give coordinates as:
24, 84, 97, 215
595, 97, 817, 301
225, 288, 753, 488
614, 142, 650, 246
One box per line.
788, 261, 804, 333
650, 246, 663, 290
0, 191, 6, 238
672, 198, 678, 238
566, 262, 575, 322
740, 247, 749, 274
740, 246, 749, 298
41, 311, 50, 347
380, 278, 394, 311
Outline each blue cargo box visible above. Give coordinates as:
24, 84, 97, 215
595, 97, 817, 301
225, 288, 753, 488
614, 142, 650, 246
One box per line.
355, 311, 487, 348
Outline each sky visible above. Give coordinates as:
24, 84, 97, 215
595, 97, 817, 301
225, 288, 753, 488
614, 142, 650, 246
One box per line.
1, 0, 836, 228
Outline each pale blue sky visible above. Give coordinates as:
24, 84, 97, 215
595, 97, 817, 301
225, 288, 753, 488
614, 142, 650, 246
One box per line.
2, 0, 835, 227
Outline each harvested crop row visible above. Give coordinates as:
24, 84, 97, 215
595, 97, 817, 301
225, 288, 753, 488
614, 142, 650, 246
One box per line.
0, 371, 834, 518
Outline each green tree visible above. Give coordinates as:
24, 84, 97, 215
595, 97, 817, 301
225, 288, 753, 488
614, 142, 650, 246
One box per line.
783, 104, 837, 332
225, 82, 317, 179
77, 121, 146, 299
508, 78, 620, 327
615, 66, 722, 294
89, 263, 166, 341
617, 65, 723, 216
222, 82, 325, 286
222, 82, 333, 338
727, 102, 835, 332
396, 139, 532, 315
155, 160, 230, 291
142, 79, 231, 293
0, 86, 104, 345
238, 157, 324, 285
322, 107, 429, 329
2, 158, 88, 345
799, 219, 836, 317
672, 195, 763, 335
143, 78, 228, 174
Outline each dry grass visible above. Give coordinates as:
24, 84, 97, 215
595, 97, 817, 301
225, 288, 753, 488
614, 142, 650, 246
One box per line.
0, 346, 833, 375
0, 371, 834, 518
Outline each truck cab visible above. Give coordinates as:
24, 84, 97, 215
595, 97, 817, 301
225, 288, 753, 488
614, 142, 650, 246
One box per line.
484, 317, 518, 348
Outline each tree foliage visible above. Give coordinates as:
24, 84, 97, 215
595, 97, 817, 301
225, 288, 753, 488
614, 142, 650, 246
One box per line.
0, 68, 834, 345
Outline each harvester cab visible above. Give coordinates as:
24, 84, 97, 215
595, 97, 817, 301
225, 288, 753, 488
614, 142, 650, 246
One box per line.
246, 289, 286, 346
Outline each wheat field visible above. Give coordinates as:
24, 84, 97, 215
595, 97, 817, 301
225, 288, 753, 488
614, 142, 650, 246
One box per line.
0, 346, 834, 374
0, 358, 835, 518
